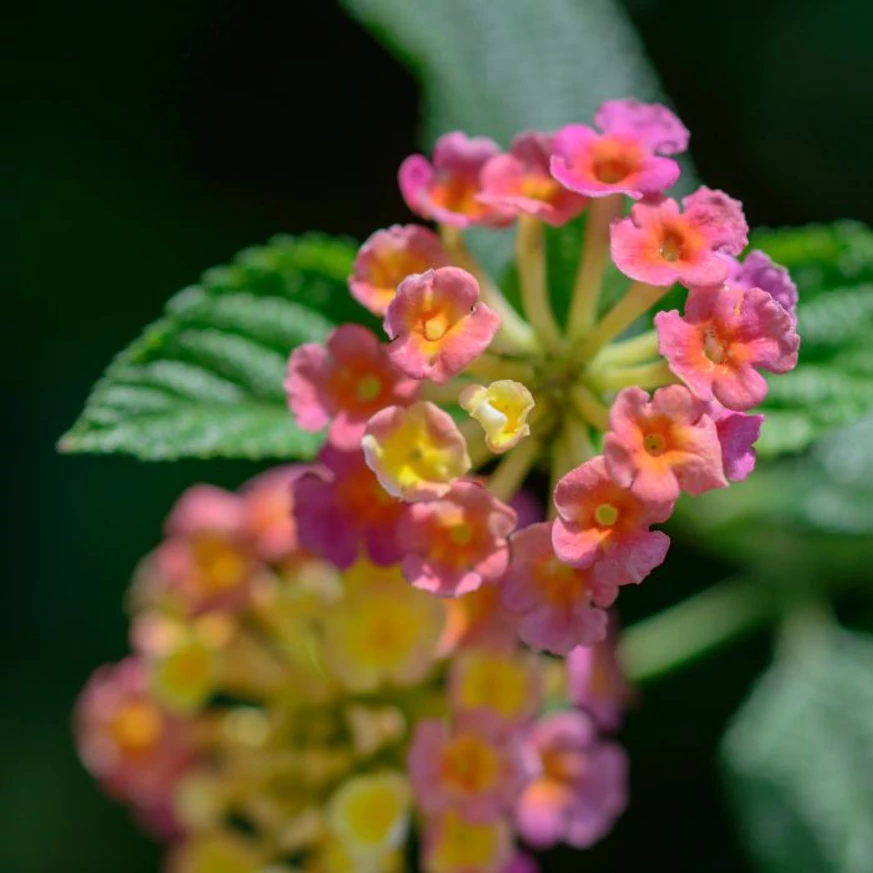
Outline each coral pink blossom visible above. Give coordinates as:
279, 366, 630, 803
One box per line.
515, 711, 628, 849
399, 131, 510, 228
655, 285, 800, 410
567, 631, 632, 734
399, 481, 516, 597
603, 386, 727, 503
139, 486, 257, 615
384, 267, 501, 384
550, 99, 688, 199
728, 249, 798, 317
74, 658, 194, 835
610, 187, 748, 287
349, 224, 450, 316
478, 131, 588, 226
362, 401, 471, 502
286, 324, 418, 450
710, 404, 765, 482
552, 456, 672, 589
292, 446, 406, 569
440, 580, 520, 656
502, 855, 541, 873
408, 712, 529, 822
500, 523, 608, 656
239, 465, 305, 563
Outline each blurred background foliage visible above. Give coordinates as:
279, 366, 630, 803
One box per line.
7, 0, 873, 871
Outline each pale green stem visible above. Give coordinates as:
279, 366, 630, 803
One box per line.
570, 385, 611, 431
592, 329, 660, 367
459, 420, 492, 471
588, 360, 677, 392
580, 282, 669, 359
516, 216, 562, 347
486, 438, 539, 502
568, 194, 624, 338
420, 380, 470, 405
619, 578, 771, 683
564, 417, 596, 469
547, 430, 574, 519
464, 353, 534, 384
439, 225, 538, 353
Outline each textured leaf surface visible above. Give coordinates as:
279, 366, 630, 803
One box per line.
722, 625, 873, 873
60, 235, 361, 460
752, 222, 873, 455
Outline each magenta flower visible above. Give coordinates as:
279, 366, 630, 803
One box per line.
603, 385, 727, 503
500, 523, 608, 656
552, 456, 673, 590
550, 99, 688, 199
567, 628, 632, 733
709, 403, 765, 483
292, 445, 407, 569
408, 712, 529, 823
728, 248, 798, 317
478, 131, 588, 226
349, 224, 450, 316
239, 465, 306, 563
384, 267, 501, 384
610, 187, 748, 287
655, 285, 800, 410
399, 131, 511, 228
514, 711, 628, 849
74, 658, 194, 834
286, 324, 419, 450
399, 480, 516, 597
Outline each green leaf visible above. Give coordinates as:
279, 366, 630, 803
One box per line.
60, 234, 362, 460
751, 222, 873, 456
722, 623, 873, 873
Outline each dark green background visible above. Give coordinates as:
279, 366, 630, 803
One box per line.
6, 1, 873, 871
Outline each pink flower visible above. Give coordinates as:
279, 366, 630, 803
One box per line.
74, 658, 194, 833
292, 445, 407, 569
399, 132, 511, 228
550, 99, 688, 199
552, 456, 673, 589
655, 285, 800, 410
567, 630, 632, 733
239, 465, 305, 563
610, 187, 748, 287
408, 712, 529, 822
712, 405, 764, 482
399, 481, 516, 597
515, 711, 628, 849
502, 855, 541, 873
478, 131, 588, 226
384, 267, 501, 384
728, 249, 798, 317
350, 224, 450, 316
137, 486, 257, 616
603, 385, 727, 503
286, 324, 419, 450
500, 523, 609, 656
440, 580, 520, 656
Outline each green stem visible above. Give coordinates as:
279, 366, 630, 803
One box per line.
588, 360, 677, 392
570, 385, 611, 431
516, 216, 562, 346
464, 353, 534, 384
580, 282, 668, 360
486, 438, 539, 502
440, 225, 538, 353
568, 195, 624, 338
620, 578, 771, 683
592, 329, 660, 367
420, 380, 468, 405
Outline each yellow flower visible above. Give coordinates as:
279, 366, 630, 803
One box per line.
459, 380, 535, 453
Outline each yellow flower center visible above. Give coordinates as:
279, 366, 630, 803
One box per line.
594, 503, 619, 527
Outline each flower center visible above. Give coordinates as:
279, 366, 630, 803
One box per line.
448, 522, 473, 547
594, 503, 619, 527
703, 328, 727, 364
356, 374, 383, 403
658, 230, 685, 262
593, 157, 634, 184
109, 701, 163, 752
643, 433, 667, 456
423, 315, 448, 342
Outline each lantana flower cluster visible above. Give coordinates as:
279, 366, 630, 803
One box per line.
75, 470, 629, 873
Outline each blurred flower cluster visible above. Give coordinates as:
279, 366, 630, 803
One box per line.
75, 469, 629, 872
76, 97, 801, 871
